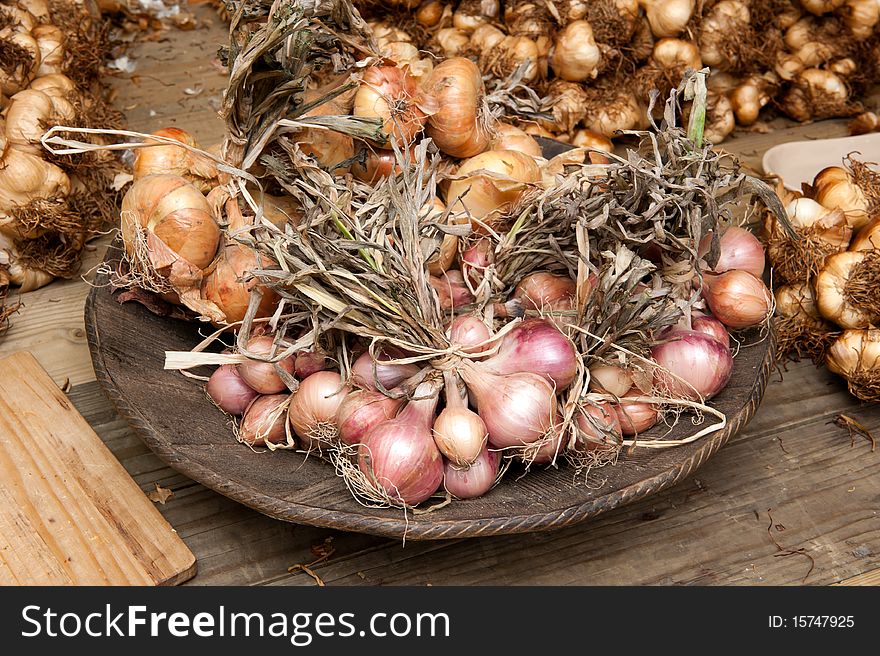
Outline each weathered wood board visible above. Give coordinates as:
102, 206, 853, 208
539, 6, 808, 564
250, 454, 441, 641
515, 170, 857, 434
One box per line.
0, 352, 196, 585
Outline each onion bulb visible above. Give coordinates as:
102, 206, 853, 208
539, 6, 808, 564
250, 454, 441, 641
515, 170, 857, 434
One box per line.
652, 38, 702, 71
288, 371, 350, 449
704, 92, 736, 145
353, 65, 433, 146
350, 347, 421, 391
729, 76, 773, 126
699, 1, 750, 69
701, 270, 773, 330
549, 20, 601, 82
811, 166, 871, 230
490, 123, 542, 159
237, 335, 296, 395
814, 250, 880, 328
423, 58, 493, 158
445, 149, 540, 230
357, 379, 444, 506
850, 217, 880, 251
447, 314, 492, 353
435, 28, 471, 57
460, 363, 557, 448
481, 318, 577, 390
201, 242, 279, 325
775, 283, 826, 329
639, 0, 694, 37
785, 197, 852, 248
513, 272, 576, 313
453, 0, 500, 31
293, 93, 355, 174
800, 0, 846, 14
132, 127, 218, 192
588, 364, 634, 397
207, 364, 259, 416
575, 402, 623, 452
582, 90, 643, 137
698, 225, 766, 278
433, 374, 487, 466
652, 330, 733, 400
825, 329, 880, 401
780, 68, 848, 123
617, 389, 659, 436
691, 313, 731, 348
843, 0, 880, 40
417, 0, 445, 27
443, 447, 499, 499
239, 394, 290, 447
429, 269, 475, 310
336, 388, 405, 446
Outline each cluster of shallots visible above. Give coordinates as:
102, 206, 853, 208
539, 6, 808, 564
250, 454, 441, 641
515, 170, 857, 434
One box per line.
195, 219, 772, 508
0, 0, 119, 298
353, 0, 880, 147
765, 159, 880, 401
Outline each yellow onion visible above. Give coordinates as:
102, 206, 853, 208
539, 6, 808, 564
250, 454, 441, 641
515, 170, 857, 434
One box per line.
416, 0, 446, 27
452, 0, 499, 31
470, 23, 506, 53
652, 38, 702, 71
780, 68, 848, 123
571, 128, 613, 154
699, 1, 750, 69
32, 24, 65, 77
844, 0, 880, 40
28, 72, 75, 96
815, 250, 880, 328
380, 41, 433, 84
292, 93, 355, 174
435, 28, 471, 57
0, 28, 41, 95
490, 123, 542, 158
4, 88, 75, 154
850, 217, 880, 250
523, 123, 555, 139
133, 127, 219, 192
582, 90, 643, 137
801, 0, 846, 14
120, 174, 218, 271
353, 65, 434, 146
0, 147, 70, 237
825, 329, 880, 401
729, 76, 773, 126
423, 58, 493, 158
445, 149, 540, 231
811, 166, 870, 230
638, 0, 694, 37
350, 145, 412, 184
549, 20, 600, 82
775, 283, 824, 327
201, 242, 280, 325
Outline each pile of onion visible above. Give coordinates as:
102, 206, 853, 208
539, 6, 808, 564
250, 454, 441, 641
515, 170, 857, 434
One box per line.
763, 161, 880, 402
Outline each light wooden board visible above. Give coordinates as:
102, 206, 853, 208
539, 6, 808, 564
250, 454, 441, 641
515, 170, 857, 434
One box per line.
0, 351, 196, 585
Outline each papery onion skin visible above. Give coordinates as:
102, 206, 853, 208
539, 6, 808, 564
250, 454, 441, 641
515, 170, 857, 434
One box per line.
201, 242, 280, 325
616, 390, 660, 436
588, 364, 634, 397
336, 389, 405, 446
430, 269, 475, 310
698, 226, 766, 278
350, 348, 421, 391
691, 313, 731, 348
652, 330, 733, 400
490, 123, 543, 158
239, 394, 290, 447
447, 314, 492, 353
423, 58, 493, 158
575, 402, 623, 452
443, 447, 500, 499
207, 364, 259, 416
701, 270, 773, 330
461, 238, 494, 286
482, 318, 577, 390
294, 351, 328, 379
353, 65, 430, 146
519, 415, 566, 465
288, 371, 350, 448
237, 335, 296, 394
460, 365, 558, 448
433, 405, 488, 466
814, 250, 880, 328
849, 217, 880, 251
357, 382, 444, 505
514, 272, 576, 312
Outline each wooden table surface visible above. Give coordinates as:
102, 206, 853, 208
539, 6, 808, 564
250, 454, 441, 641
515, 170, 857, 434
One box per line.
2, 7, 879, 586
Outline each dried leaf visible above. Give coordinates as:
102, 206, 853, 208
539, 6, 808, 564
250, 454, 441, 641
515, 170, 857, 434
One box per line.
147, 483, 174, 504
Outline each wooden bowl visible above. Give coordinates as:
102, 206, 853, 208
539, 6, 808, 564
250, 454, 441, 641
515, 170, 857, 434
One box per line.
85, 246, 774, 540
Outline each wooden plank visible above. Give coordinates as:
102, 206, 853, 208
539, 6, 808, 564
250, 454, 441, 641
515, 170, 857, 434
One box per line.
0, 352, 196, 585
837, 569, 880, 586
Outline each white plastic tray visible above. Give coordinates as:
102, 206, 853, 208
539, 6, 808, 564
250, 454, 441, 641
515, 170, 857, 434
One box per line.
761, 132, 880, 191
